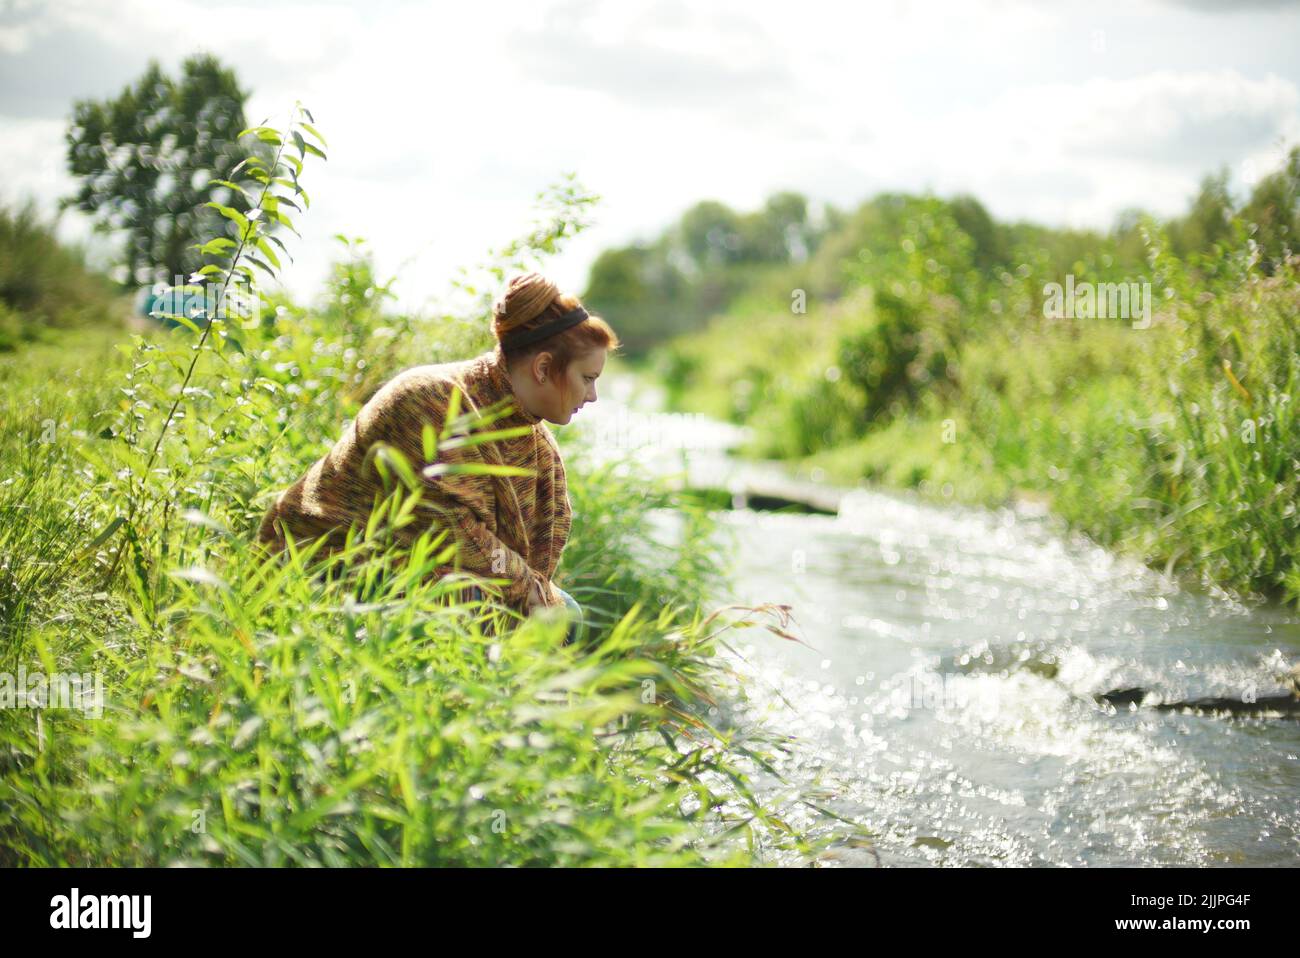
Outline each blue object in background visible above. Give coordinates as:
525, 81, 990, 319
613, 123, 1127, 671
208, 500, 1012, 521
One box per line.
134, 282, 213, 331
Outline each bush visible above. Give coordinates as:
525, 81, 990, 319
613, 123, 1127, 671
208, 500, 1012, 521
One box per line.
0, 198, 122, 349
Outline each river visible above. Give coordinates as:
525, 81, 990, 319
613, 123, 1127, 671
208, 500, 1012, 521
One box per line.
568, 369, 1300, 866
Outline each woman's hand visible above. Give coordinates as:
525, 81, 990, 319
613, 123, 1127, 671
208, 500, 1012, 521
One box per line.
526, 574, 555, 612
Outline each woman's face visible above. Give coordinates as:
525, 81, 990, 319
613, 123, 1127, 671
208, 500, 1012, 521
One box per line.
519, 346, 607, 425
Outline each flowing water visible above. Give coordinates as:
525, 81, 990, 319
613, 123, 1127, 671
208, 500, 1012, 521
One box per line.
570, 373, 1300, 867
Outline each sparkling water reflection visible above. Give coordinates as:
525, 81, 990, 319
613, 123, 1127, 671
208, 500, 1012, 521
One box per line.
571, 373, 1300, 866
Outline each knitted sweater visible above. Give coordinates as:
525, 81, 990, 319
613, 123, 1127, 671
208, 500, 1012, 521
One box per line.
256, 346, 572, 613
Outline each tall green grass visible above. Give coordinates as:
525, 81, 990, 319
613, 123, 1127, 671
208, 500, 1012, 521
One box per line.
0, 108, 848, 866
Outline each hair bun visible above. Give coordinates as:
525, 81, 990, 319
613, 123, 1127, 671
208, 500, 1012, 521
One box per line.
493, 272, 560, 340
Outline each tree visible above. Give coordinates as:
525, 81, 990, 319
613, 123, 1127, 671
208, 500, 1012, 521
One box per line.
583, 244, 689, 354
677, 200, 744, 268
738, 191, 811, 263
949, 194, 1008, 271
61, 53, 272, 286
1168, 169, 1235, 258
1240, 146, 1299, 273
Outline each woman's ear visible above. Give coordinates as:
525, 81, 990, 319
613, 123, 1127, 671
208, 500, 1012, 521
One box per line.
531, 351, 553, 384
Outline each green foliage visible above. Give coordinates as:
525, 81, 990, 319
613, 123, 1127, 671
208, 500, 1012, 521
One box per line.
1168, 169, 1236, 259
85, 101, 327, 595
556, 440, 734, 633
836, 288, 961, 427
584, 192, 832, 354
0, 512, 799, 865
654, 148, 1300, 607
744, 372, 864, 461
1238, 145, 1300, 274
1159, 148, 1299, 279
0, 199, 122, 350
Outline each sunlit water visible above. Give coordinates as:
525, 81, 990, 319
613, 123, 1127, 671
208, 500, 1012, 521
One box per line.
568, 374, 1300, 866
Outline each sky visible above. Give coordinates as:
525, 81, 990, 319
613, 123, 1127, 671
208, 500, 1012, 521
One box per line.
2, 0, 1299, 314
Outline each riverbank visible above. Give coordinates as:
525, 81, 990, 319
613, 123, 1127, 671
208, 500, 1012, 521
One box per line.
648, 252, 1300, 610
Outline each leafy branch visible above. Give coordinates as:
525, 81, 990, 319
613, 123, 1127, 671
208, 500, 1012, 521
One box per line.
97, 101, 327, 590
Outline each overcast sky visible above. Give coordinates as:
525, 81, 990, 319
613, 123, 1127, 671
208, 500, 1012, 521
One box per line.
2, 0, 1299, 313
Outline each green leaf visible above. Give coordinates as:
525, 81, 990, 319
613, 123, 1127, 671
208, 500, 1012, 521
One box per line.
265, 233, 294, 264
180, 510, 229, 535
441, 388, 464, 439
374, 446, 420, 490
156, 311, 204, 335
423, 462, 537, 479
255, 236, 281, 269
203, 201, 249, 235
274, 175, 310, 207
210, 179, 253, 202
439, 427, 536, 450
170, 566, 230, 589
84, 516, 125, 552
197, 237, 236, 255
246, 254, 277, 278
267, 207, 300, 238
300, 122, 328, 147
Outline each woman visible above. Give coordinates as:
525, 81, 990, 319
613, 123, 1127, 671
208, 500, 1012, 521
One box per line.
255, 271, 619, 643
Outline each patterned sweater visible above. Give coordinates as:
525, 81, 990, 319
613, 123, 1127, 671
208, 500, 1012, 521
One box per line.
256, 346, 572, 613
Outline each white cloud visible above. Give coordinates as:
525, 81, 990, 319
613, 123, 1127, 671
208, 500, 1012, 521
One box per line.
1, 0, 1298, 311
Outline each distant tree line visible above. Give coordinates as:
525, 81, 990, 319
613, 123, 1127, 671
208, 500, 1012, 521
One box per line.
584, 148, 1300, 356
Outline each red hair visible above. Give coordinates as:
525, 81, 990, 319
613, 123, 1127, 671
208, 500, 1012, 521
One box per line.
492, 273, 620, 376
